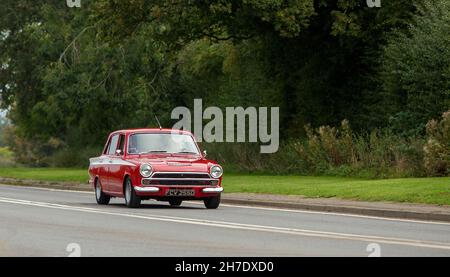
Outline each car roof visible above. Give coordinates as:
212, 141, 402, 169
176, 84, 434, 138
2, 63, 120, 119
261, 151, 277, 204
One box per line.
110, 128, 194, 136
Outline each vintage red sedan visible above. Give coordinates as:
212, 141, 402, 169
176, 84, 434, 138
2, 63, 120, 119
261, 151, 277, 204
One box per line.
88, 128, 223, 209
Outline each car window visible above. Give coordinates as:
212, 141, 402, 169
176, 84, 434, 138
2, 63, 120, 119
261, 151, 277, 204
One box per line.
128, 133, 199, 154
117, 134, 125, 155
107, 134, 119, 155
103, 138, 111, 155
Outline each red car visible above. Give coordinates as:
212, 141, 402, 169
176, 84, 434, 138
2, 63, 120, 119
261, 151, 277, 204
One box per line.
88, 128, 223, 209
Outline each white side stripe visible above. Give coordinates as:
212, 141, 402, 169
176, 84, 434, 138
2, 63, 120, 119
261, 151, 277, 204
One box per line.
89, 157, 135, 167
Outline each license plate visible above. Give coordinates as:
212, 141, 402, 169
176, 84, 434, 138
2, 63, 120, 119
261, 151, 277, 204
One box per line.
165, 189, 195, 197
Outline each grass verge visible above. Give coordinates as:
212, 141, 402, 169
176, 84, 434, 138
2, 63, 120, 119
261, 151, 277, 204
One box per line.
0, 168, 448, 205
0, 167, 87, 183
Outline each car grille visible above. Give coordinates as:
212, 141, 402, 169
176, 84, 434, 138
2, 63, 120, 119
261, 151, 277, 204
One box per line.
142, 172, 218, 186
152, 173, 210, 179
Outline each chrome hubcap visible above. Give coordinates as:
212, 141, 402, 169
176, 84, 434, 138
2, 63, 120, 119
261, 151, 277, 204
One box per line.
125, 181, 131, 203
95, 182, 101, 200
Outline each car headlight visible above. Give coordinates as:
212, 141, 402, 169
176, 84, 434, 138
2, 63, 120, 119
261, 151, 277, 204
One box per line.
140, 163, 153, 178
210, 165, 223, 179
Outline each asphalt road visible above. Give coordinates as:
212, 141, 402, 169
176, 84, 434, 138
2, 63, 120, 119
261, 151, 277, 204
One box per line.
0, 184, 449, 257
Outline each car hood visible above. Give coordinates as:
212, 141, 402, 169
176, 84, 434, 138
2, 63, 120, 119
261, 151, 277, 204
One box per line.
127, 155, 212, 173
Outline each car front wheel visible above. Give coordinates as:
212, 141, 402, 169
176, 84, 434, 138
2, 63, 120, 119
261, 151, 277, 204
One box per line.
204, 195, 220, 209
124, 177, 141, 208
95, 179, 110, 205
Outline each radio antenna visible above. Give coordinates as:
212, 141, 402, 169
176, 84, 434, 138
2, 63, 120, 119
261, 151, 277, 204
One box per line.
154, 115, 162, 129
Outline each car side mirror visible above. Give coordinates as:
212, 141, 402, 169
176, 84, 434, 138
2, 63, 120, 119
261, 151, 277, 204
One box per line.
115, 149, 122, 156
202, 150, 207, 158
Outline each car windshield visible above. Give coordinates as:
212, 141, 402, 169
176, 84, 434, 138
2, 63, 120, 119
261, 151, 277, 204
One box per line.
128, 133, 199, 155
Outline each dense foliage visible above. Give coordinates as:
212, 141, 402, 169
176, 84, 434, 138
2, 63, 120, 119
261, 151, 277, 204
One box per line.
0, 0, 448, 176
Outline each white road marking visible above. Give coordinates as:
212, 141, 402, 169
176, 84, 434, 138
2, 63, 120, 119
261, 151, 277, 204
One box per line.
186, 201, 450, 226
19, 186, 93, 194
2, 184, 450, 226
1, 196, 450, 251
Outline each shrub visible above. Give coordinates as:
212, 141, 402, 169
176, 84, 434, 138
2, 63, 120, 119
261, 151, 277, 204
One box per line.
48, 146, 102, 168
203, 119, 426, 178
3, 116, 445, 177
424, 110, 450, 176
3, 125, 101, 168
0, 146, 16, 167
286, 121, 425, 178
2, 125, 64, 167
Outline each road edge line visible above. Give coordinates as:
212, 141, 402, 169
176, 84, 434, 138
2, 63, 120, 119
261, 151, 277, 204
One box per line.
220, 198, 450, 223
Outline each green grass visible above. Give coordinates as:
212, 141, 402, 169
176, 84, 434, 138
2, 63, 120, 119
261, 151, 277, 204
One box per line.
0, 168, 448, 205
224, 174, 450, 205
0, 167, 88, 183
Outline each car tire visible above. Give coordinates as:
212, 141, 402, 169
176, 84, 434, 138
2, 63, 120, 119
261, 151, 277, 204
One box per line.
124, 177, 141, 208
95, 179, 110, 205
204, 194, 220, 209
169, 199, 183, 207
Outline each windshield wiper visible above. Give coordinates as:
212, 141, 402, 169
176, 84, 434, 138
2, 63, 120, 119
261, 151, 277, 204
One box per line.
139, 150, 167, 154
174, 151, 198, 154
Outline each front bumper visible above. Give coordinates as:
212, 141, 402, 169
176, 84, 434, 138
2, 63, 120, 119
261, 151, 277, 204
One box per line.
134, 186, 223, 194
201, 187, 224, 193
134, 185, 223, 198
134, 172, 223, 198
134, 186, 160, 193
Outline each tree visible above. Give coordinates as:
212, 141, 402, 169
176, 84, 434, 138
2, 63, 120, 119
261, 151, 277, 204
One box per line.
0, 1, 173, 165
379, 0, 450, 136
0, 0, 442, 168
93, 0, 420, 134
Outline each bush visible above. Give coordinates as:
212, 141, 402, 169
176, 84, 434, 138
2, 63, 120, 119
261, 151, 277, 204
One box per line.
3, 125, 101, 168
291, 121, 425, 178
0, 146, 16, 167
48, 146, 104, 168
3, 115, 445, 177
424, 110, 450, 176
2, 125, 65, 167
202, 118, 430, 178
